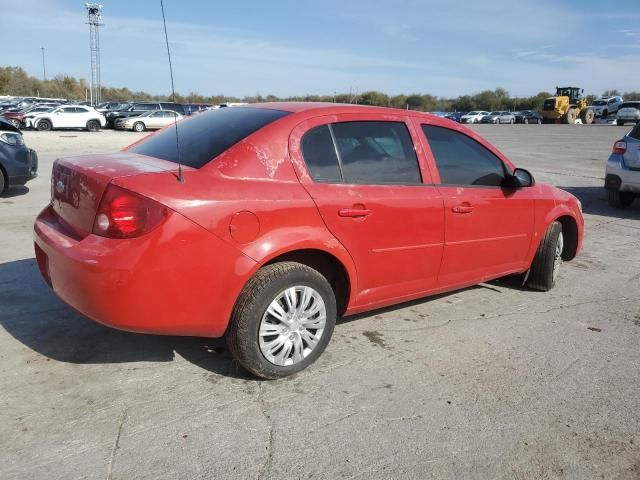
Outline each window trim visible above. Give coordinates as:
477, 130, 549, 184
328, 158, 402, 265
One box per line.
300, 120, 424, 186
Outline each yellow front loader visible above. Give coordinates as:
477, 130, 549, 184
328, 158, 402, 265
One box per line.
541, 86, 594, 124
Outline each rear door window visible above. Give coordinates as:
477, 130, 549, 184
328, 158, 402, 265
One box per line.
331, 121, 421, 185
422, 125, 506, 187
129, 107, 290, 168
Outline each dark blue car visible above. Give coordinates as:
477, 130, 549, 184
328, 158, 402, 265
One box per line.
0, 120, 38, 194
444, 111, 467, 122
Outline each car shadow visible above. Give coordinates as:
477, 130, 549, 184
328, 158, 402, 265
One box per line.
559, 185, 640, 220
1, 185, 29, 198
1, 258, 528, 379
0, 257, 253, 379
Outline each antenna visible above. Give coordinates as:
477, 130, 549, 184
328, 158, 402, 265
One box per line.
160, 0, 184, 184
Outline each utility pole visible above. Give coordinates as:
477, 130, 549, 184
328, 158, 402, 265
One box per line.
40, 46, 47, 81
85, 3, 104, 105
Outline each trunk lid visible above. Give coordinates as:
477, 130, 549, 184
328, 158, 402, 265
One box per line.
51, 152, 179, 236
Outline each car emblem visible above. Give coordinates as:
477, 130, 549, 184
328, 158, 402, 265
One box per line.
56, 180, 65, 194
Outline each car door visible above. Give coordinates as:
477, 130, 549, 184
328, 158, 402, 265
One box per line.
289, 114, 445, 308
418, 122, 535, 288
53, 107, 75, 127
74, 107, 91, 127
146, 111, 164, 129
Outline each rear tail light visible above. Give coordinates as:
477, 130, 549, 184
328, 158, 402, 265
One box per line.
93, 184, 172, 239
612, 140, 627, 155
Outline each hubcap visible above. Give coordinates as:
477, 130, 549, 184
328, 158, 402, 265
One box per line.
553, 232, 564, 282
258, 286, 326, 367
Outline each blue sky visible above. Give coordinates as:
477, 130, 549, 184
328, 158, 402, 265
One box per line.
2, 0, 640, 98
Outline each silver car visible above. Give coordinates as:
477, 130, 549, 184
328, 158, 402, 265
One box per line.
115, 110, 183, 132
480, 111, 515, 124
615, 102, 640, 126
605, 123, 640, 208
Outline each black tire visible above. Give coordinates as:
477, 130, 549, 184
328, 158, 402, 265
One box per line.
36, 119, 52, 131
580, 109, 595, 125
526, 221, 563, 292
617, 120, 625, 126
0, 169, 6, 195
226, 262, 337, 379
133, 122, 145, 132
607, 190, 635, 209
602, 110, 608, 118
86, 120, 100, 132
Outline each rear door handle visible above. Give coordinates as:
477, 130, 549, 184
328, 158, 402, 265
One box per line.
452, 205, 474, 214
338, 208, 372, 218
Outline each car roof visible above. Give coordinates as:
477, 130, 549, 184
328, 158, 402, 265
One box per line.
245, 101, 440, 119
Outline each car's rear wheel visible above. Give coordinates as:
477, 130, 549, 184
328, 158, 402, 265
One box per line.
607, 190, 635, 209
133, 122, 145, 132
36, 119, 52, 131
226, 262, 337, 379
86, 120, 100, 132
617, 120, 625, 126
0, 169, 6, 195
526, 221, 563, 292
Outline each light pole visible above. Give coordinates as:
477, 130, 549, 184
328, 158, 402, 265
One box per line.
40, 46, 46, 81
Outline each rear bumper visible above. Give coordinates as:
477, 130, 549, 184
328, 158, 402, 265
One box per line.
33, 205, 256, 337
606, 155, 640, 192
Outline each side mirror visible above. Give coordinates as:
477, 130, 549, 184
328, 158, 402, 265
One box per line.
511, 168, 535, 188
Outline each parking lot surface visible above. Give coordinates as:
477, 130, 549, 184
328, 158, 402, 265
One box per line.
1, 125, 639, 479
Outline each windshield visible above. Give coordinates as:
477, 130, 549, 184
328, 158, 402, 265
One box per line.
129, 107, 291, 169
592, 100, 606, 106
467, 111, 479, 115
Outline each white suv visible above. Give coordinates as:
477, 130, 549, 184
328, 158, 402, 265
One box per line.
615, 102, 640, 126
25, 105, 106, 132
460, 111, 489, 124
590, 96, 624, 118
605, 123, 640, 208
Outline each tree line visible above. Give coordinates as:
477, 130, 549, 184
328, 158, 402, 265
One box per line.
1, 66, 639, 112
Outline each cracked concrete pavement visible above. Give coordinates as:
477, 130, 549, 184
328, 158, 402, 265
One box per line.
1, 125, 639, 479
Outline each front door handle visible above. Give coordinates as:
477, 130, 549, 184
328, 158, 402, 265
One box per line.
452, 205, 474, 214
338, 208, 372, 218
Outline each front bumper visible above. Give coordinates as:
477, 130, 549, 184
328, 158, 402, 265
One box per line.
33, 205, 257, 337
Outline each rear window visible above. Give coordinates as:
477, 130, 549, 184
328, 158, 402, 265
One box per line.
628, 124, 640, 141
129, 107, 290, 168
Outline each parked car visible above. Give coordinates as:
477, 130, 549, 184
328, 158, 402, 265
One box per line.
2, 104, 59, 129
33, 104, 584, 379
184, 104, 212, 115
95, 101, 125, 113
480, 111, 516, 124
25, 105, 106, 131
514, 110, 543, 124
460, 111, 489, 124
114, 110, 183, 132
105, 102, 186, 127
0, 119, 38, 194
615, 102, 640, 126
605, 123, 640, 208
589, 96, 624, 118
444, 111, 467, 123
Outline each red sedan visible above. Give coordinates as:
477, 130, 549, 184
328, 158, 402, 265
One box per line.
34, 103, 584, 378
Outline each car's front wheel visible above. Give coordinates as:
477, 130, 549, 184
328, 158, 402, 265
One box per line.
526, 221, 563, 292
226, 262, 337, 379
133, 122, 145, 132
86, 120, 101, 132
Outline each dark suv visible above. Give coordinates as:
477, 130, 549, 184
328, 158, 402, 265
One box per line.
0, 120, 38, 194
105, 102, 185, 128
